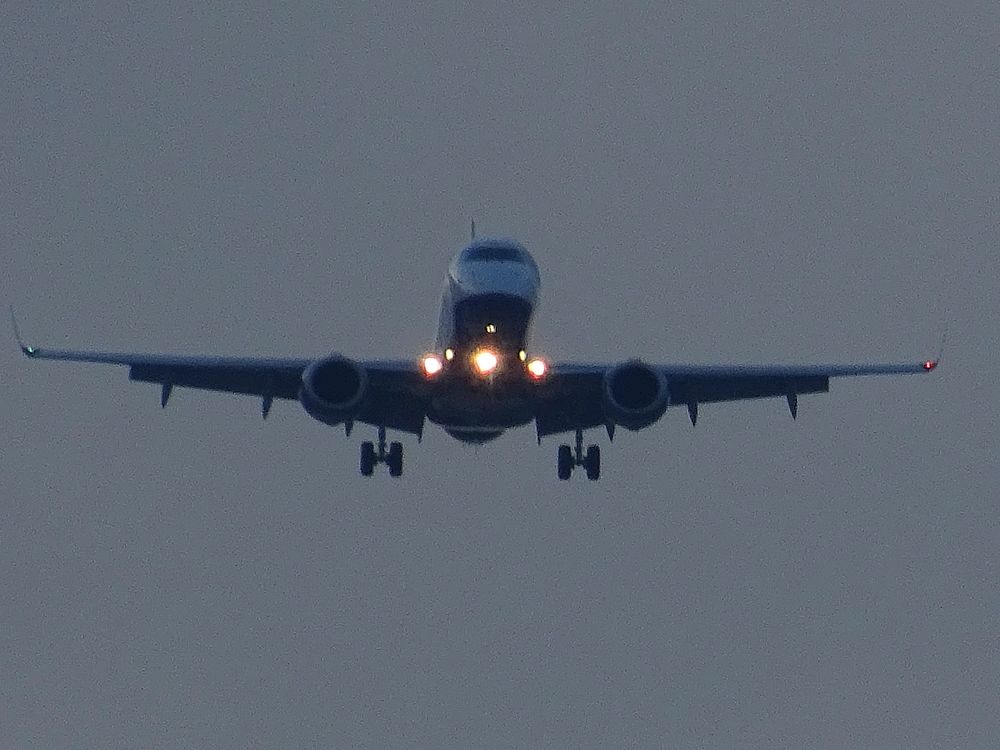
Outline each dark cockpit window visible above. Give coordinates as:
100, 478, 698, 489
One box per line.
464, 244, 522, 262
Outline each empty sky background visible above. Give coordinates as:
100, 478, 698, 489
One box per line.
2, 3, 997, 748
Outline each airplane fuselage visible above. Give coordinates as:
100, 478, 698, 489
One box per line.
426, 237, 543, 443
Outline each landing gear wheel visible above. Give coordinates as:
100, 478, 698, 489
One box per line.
387, 441, 403, 478
557, 444, 573, 480
584, 445, 601, 481
360, 441, 376, 476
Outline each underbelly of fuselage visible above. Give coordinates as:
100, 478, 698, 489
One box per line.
427, 380, 537, 443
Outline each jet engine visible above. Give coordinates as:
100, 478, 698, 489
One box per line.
299, 355, 368, 426
602, 360, 669, 430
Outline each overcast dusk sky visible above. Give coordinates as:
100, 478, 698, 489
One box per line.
2, 4, 998, 748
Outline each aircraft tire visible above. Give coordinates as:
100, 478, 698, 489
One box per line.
360, 441, 376, 476
557, 444, 573, 480
585, 445, 601, 481
387, 441, 403, 477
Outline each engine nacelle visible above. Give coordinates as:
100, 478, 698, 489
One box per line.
602, 360, 669, 431
299, 355, 368, 426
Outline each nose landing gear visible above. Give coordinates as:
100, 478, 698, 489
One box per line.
360, 426, 403, 477
557, 430, 601, 481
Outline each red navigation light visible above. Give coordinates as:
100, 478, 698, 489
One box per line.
422, 354, 444, 377
923, 360, 937, 371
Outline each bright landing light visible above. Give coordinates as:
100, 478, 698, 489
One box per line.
422, 354, 444, 376
473, 349, 499, 375
526, 358, 547, 379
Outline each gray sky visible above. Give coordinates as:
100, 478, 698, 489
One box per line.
2, 3, 997, 748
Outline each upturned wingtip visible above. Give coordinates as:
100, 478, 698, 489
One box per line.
930, 326, 947, 371
9, 305, 36, 357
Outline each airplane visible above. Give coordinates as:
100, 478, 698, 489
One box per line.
12, 235, 938, 480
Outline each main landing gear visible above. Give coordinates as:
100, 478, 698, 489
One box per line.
557, 430, 600, 481
360, 427, 403, 477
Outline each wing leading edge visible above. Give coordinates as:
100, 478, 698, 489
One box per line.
20, 343, 312, 399
19, 343, 427, 433
535, 358, 936, 437
12, 307, 430, 429
660, 360, 936, 405
14, 319, 427, 436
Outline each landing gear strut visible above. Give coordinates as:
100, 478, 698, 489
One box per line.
557, 430, 600, 481
360, 426, 403, 477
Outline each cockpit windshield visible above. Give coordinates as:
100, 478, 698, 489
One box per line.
464, 244, 523, 262
455, 238, 540, 279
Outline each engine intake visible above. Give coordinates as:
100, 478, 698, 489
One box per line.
299, 355, 368, 426
603, 360, 669, 430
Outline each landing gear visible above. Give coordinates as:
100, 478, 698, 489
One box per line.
556, 430, 601, 481
359, 427, 404, 478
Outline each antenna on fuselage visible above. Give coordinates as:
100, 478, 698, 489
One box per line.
470, 219, 476, 240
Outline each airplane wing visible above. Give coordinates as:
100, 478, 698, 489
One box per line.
534, 358, 937, 437
13, 318, 426, 434
19, 344, 311, 400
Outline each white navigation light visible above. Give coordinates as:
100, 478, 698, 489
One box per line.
527, 358, 547, 379
422, 354, 444, 376
473, 349, 499, 375
444, 348, 455, 361
485, 323, 497, 334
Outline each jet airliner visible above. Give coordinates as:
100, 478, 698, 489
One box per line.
14, 236, 937, 479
